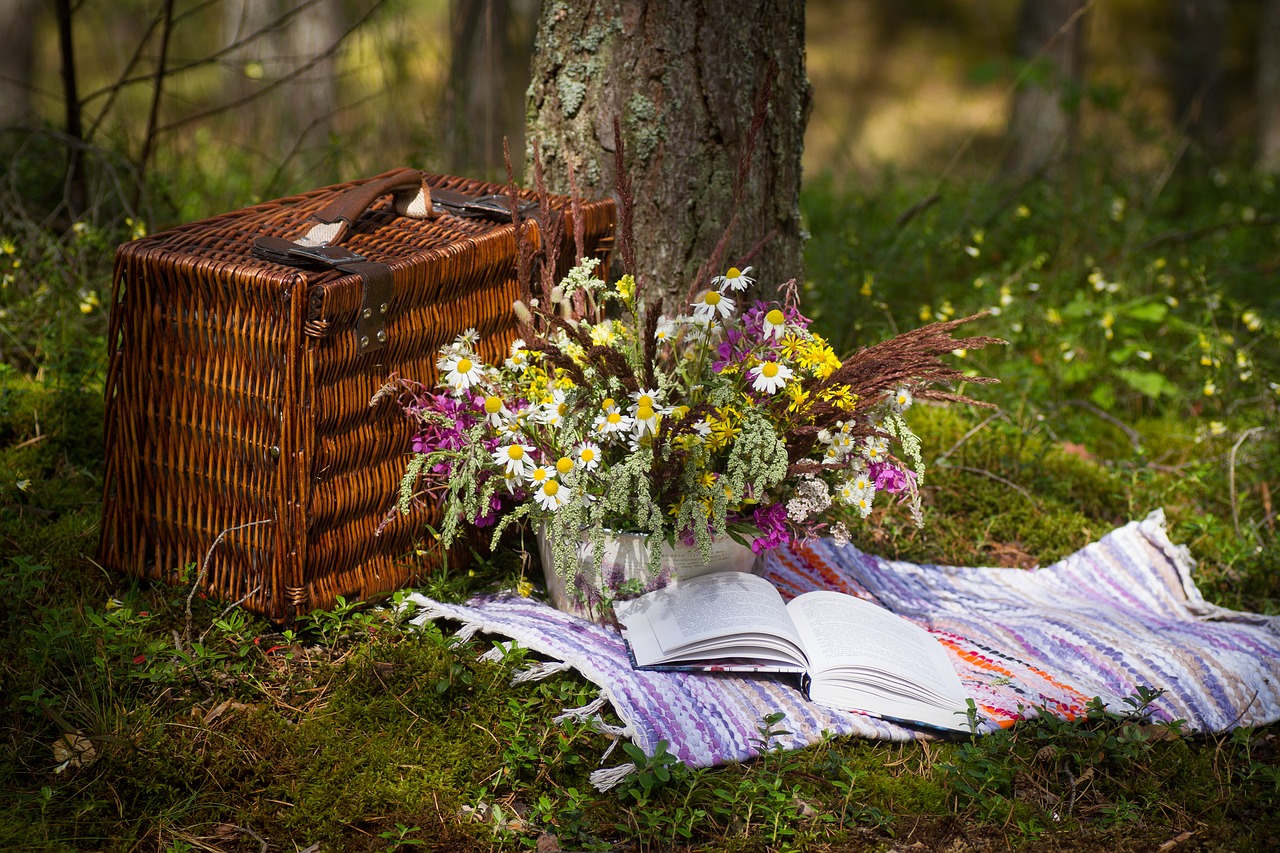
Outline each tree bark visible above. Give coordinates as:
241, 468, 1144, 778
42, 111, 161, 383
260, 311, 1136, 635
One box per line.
1004, 0, 1089, 177
1259, 0, 1280, 171
1171, 0, 1227, 155
525, 0, 810, 311
0, 0, 42, 128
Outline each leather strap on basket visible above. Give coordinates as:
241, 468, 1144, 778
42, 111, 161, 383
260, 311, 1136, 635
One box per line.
252, 168, 539, 354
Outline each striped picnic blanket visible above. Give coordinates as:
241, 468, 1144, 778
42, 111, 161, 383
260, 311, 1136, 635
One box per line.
407, 510, 1280, 789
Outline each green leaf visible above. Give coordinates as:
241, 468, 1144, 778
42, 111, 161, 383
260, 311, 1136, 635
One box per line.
1120, 301, 1168, 323
1089, 382, 1116, 410
1116, 369, 1175, 398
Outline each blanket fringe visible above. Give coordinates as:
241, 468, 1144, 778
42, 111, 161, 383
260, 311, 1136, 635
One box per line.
512, 660, 573, 684
478, 641, 520, 663
589, 762, 637, 792
450, 623, 482, 646
553, 695, 608, 723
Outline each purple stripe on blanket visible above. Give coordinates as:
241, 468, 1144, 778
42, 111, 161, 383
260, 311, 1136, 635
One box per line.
409, 509, 1280, 776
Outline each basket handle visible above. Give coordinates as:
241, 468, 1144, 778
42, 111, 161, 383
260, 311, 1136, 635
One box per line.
295, 168, 436, 248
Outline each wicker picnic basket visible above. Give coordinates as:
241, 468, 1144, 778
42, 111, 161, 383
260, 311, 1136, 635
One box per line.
100, 168, 615, 623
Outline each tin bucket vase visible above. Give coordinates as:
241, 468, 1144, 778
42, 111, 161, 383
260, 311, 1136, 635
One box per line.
535, 527, 763, 623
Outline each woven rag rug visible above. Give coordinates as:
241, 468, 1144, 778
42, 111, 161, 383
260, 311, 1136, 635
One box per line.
407, 509, 1280, 789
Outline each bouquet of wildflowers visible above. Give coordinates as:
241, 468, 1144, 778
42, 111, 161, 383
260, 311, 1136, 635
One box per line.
385, 248, 1000, 591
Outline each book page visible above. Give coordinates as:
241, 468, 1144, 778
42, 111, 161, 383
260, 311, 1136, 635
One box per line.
614, 572, 807, 669
787, 591, 970, 730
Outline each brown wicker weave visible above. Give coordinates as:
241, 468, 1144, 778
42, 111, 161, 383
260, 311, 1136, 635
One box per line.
101, 169, 615, 623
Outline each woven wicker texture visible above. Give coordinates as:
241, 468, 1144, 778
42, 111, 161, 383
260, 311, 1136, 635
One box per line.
101, 170, 615, 622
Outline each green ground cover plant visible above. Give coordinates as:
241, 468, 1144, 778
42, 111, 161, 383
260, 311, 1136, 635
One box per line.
1, 150, 1278, 850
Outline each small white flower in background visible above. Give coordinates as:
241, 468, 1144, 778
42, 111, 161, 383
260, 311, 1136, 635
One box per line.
492, 442, 534, 478
762, 308, 788, 341
1203, 381, 1216, 397
442, 352, 484, 392
863, 436, 888, 462
16, 479, 31, 492
1243, 310, 1263, 332
505, 339, 529, 370
1137, 350, 1152, 361
750, 360, 793, 394
713, 266, 754, 292
692, 289, 735, 321
454, 328, 479, 348
853, 488, 876, 518
692, 419, 712, 438
829, 521, 851, 547
654, 315, 676, 343
1208, 421, 1228, 436
1109, 196, 1126, 221
533, 479, 567, 511
576, 442, 602, 470
890, 386, 913, 412
536, 389, 568, 427
850, 470, 874, 493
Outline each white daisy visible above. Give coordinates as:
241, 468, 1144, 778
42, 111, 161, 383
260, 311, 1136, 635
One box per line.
554, 455, 576, 476
750, 360, 793, 394
762, 307, 788, 340
453, 327, 480, 348
632, 401, 659, 436
534, 479, 567, 511
863, 436, 889, 462
535, 389, 569, 427
890, 386, 913, 412
629, 387, 664, 415
713, 266, 754, 292
482, 394, 509, 428
526, 465, 556, 488
576, 442, 602, 471
442, 352, 484, 392
691, 289, 735, 322
492, 441, 534, 479
593, 409, 634, 438
853, 488, 876, 518
654, 315, 676, 344
504, 339, 529, 371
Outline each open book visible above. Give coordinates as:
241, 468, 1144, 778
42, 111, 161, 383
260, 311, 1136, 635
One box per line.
613, 571, 974, 732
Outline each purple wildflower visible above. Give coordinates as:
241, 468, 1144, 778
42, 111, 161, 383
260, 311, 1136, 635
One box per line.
869, 461, 912, 494
751, 502, 790, 553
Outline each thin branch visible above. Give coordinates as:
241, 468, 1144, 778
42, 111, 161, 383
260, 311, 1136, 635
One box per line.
135, 0, 176, 205
1058, 399, 1143, 454
183, 519, 272, 650
80, 0, 325, 108
1229, 427, 1265, 541
937, 462, 1037, 503
198, 584, 264, 645
154, 0, 387, 136
935, 411, 1006, 465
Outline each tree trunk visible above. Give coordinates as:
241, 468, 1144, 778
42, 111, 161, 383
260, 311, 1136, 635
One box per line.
525, 0, 809, 311
442, 0, 539, 180
1172, 0, 1228, 155
1259, 0, 1280, 171
1004, 0, 1089, 177
222, 0, 346, 158
0, 0, 42, 128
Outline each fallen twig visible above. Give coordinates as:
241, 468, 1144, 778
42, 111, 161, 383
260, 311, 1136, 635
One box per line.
935, 411, 1006, 465
183, 519, 272, 650
1228, 427, 1265, 541
937, 462, 1037, 503
1058, 399, 1143, 454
